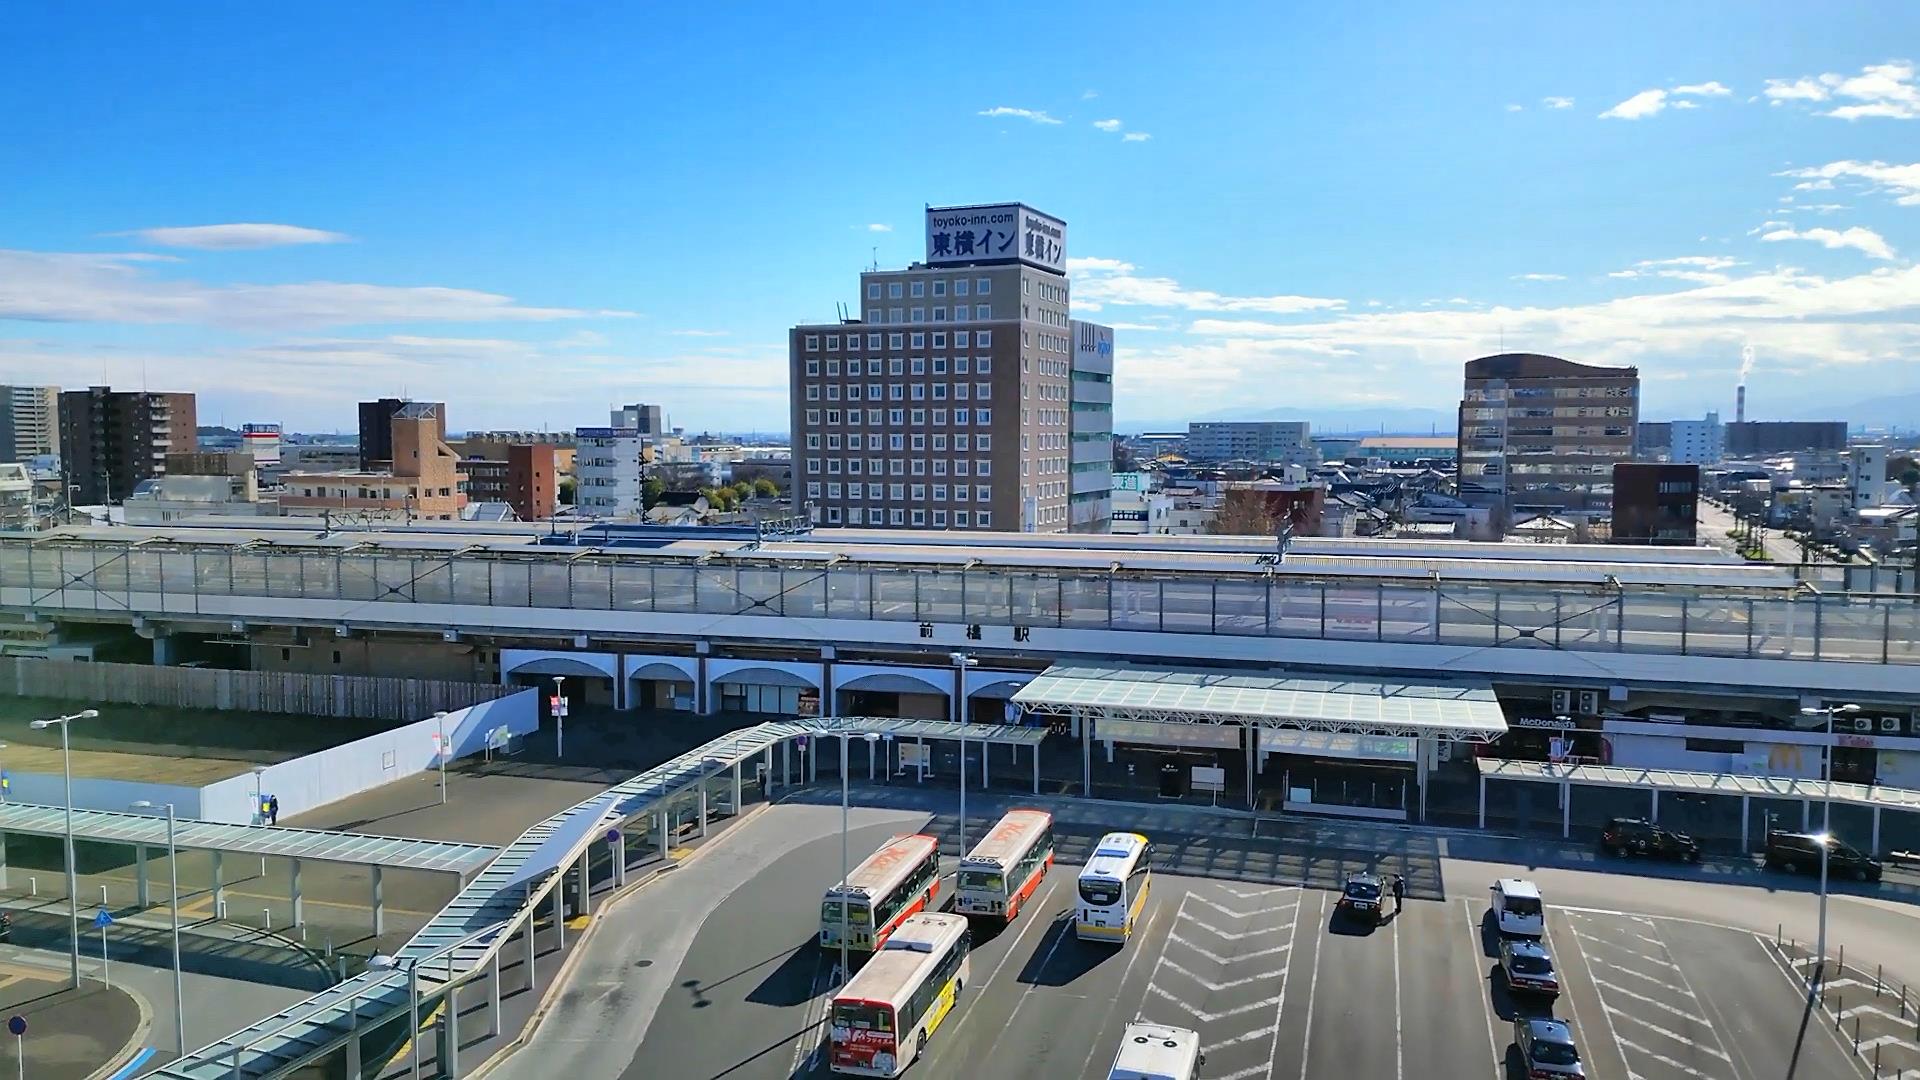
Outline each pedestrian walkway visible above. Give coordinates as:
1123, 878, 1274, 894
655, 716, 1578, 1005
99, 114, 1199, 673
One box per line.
0, 954, 143, 1080
1776, 937, 1920, 1080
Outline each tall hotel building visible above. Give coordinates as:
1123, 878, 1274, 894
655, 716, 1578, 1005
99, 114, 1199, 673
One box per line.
789, 203, 1111, 533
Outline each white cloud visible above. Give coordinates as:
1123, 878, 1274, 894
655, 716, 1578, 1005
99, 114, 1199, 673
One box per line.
1639, 255, 1742, 270
1093, 118, 1123, 132
1069, 257, 1344, 315
977, 106, 1061, 125
670, 329, 729, 337
1604, 256, 1744, 285
0, 248, 628, 329
1506, 104, 1524, 112
1672, 100, 1700, 110
1607, 270, 1641, 279
1760, 225, 1897, 260
1122, 132, 1151, 142
1600, 89, 1667, 119
1763, 60, 1920, 120
1104, 322, 1168, 332
863, 223, 892, 232
120, 224, 350, 250
1793, 178, 1836, 191
1674, 81, 1733, 97
1542, 96, 1575, 109
1512, 273, 1566, 282
1780, 160, 1920, 205
1081, 89, 1099, 100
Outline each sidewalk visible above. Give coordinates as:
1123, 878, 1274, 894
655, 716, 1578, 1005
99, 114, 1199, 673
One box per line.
1774, 935, 1920, 1079
0, 953, 144, 1080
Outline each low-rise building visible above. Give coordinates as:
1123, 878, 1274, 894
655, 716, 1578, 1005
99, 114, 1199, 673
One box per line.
279, 406, 465, 521
1611, 462, 1699, 546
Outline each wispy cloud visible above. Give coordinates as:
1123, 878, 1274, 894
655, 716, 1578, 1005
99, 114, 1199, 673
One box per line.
1606, 255, 1745, 285
1506, 103, 1524, 113
1121, 132, 1152, 142
977, 106, 1061, 125
1600, 89, 1668, 120
1092, 118, 1123, 132
1512, 273, 1565, 282
1760, 224, 1897, 260
1763, 60, 1919, 120
1779, 160, 1920, 205
118, 223, 350, 250
863, 223, 893, 233
1674, 81, 1733, 97
1081, 89, 1099, 100
670, 329, 730, 337
1542, 96, 1574, 109
1067, 257, 1343, 314
1673, 100, 1700, 110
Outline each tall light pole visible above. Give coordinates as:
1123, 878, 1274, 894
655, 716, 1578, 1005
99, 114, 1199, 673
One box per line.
949, 653, 978, 856
822, 729, 879, 985
30, 709, 97, 989
132, 801, 185, 1055
552, 676, 567, 758
1799, 702, 1859, 992
433, 710, 449, 805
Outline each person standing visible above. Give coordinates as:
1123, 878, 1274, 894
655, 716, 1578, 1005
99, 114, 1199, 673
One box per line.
1391, 872, 1406, 915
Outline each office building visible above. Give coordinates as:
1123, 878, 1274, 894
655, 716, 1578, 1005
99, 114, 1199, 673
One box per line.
1356, 436, 1455, 465
1725, 420, 1848, 457
1849, 444, 1888, 511
0, 386, 59, 463
790, 202, 1080, 531
1186, 421, 1311, 464
281, 404, 464, 520
1456, 353, 1639, 523
1668, 413, 1724, 465
611, 403, 668, 435
56, 386, 197, 505
1069, 320, 1114, 532
358, 398, 445, 471
574, 427, 647, 518
462, 443, 558, 522
1611, 463, 1699, 546
241, 423, 283, 466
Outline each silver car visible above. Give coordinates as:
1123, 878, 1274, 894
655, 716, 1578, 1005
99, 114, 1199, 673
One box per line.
1513, 1017, 1584, 1078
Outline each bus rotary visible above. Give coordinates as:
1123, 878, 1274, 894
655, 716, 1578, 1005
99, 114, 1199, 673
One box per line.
828, 912, 972, 1076
955, 809, 1055, 922
821, 833, 942, 953
1076, 831, 1154, 943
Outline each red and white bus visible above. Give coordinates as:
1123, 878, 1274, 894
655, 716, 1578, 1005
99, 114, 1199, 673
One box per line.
829, 912, 972, 1076
820, 833, 941, 953
955, 809, 1055, 921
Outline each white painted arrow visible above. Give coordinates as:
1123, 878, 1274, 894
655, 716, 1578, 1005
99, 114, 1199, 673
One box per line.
1223, 885, 1296, 900
1204, 1025, 1280, 1052
1166, 933, 1293, 965
1156, 956, 1287, 992
1146, 984, 1283, 1023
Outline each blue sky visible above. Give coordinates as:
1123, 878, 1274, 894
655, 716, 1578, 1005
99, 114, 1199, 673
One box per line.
3, 3, 1917, 433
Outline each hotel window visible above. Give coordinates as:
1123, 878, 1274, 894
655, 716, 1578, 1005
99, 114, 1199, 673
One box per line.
911, 358, 925, 374
806, 385, 820, 401
932, 358, 947, 374
828, 434, 842, 450
933, 434, 948, 451
847, 359, 862, 375
932, 384, 947, 400
805, 359, 819, 376
955, 357, 970, 374
955, 279, 970, 296
933, 484, 949, 500
932, 279, 947, 296
978, 512, 991, 528
826, 483, 841, 498
805, 434, 820, 450
848, 434, 863, 449
975, 382, 990, 400
869, 457, 883, 474
867, 333, 881, 349
977, 485, 992, 502
978, 356, 991, 373
867, 409, 882, 424
806, 482, 822, 498
826, 334, 839, 349
888, 333, 904, 350
956, 511, 971, 527
909, 334, 924, 350
889, 307, 902, 322
912, 509, 926, 526
846, 385, 861, 401
934, 509, 948, 526
868, 382, 882, 399
975, 304, 991, 319
911, 384, 925, 401
869, 483, 884, 499
827, 359, 841, 376
827, 459, 841, 474
977, 408, 991, 425
910, 280, 924, 298
890, 384, 904, 400
910, 409, 925, 424
978, 330, 992, 347
911, 459, 926, 475
867, 308, 881, 322
976, 277, 990, 295
890, 358, 904, 374
889, 433, 904, 450
933, 306, 947, 321
890, 484, 905, 500
804, 335, 819, 350
890, 509, 905, 525
978, 434, 991, 450
954, 459, 970, 476
826, 409, 841, 424
910, 307, 924, 321
932, 409, 947, 424
888, 282, 903, 299
867, 283, 881, 299
911, 483, 926, 500
978, 459, 992, 476
889, 408, 905, 425
828, 507, 843, 523
955, 385, 970, 401
847, 459, 861, 474
912, 434, 926, 450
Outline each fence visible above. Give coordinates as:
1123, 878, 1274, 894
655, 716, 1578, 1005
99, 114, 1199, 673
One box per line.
0, 658, 507, 721
1773, 931, 1920, 1078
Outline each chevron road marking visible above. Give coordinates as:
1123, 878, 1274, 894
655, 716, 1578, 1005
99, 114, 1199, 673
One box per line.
1164, 933, 1293, 965
1179, 913, 1294, 942
1190, 894, 1299, 920
1593, 978, 1712, 1027
1146, 983, 1284, 1023
1605, 1006, 1733, 1062
1156, 956, 1288, 993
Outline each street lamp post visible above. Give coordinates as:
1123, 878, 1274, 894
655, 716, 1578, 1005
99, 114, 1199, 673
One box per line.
949, 653, 978, 856
552, 676, 567, 759
433, 710, 449, 805
823, 730, 880, 986
132, 801, 185, 1055
1799, 702, 1859, 992
30, 709, 97, 989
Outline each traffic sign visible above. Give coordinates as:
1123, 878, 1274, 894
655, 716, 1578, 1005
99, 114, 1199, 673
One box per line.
6, 1016, 23, 1036
604, 829, 620, 845
93, 907, 113, 929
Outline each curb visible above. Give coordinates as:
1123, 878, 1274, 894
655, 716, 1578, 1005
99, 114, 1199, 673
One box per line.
83, 975, 153, 1080
466, 800, 777, 1080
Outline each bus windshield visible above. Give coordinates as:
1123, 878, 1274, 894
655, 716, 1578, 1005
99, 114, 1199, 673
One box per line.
958, 870, 1004, 893
1079, 878, 1122, 906
822, 901, 873, 926
832, 1002, 894, 1034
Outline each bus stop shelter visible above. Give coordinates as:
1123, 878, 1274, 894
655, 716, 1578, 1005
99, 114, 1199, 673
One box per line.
1473, 757, 1920, 853
1013, 663, 1509, 817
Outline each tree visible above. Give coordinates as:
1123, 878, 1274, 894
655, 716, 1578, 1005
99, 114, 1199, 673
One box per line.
557, 477, 576, 506
643, 476, 666, 509
1113, 442, 1137, 473
752, 477, 778, 499
731, 480, 753, 501
710, 487, 738, 512
1902, 466, 1920, 497
1207, 490, 1287, 536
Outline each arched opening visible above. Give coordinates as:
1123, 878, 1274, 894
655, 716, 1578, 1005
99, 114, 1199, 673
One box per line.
837, 671, 949, 721
714, 666, 817, 717
628, 662, 696, 712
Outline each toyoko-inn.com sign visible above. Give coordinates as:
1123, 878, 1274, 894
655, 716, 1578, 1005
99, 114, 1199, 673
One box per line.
925, 203, 1066, 273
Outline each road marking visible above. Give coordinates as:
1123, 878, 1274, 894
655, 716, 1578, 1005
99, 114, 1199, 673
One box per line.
1581, 933, 1681, 971
1296, 892, 1327, 1080
1146, 984, 1285, 1023
1641, 917, 1739, 1075
1164, 934, 1293, 965
1190, 894, 1298, 920
1261, 885, 1308, 1080
1618, 1036, 1717, 1078
943, 874, 1062, 1051
1205, 1025, 1280, 1051
1592, 978, 1711, 1026
1392, 895, 1403, 1080
1594, 954, 1683, 992
1156, 956, 1287, 992
1605, 1005, 1733, 1060
1840, 1002, 1915, 1024
786, 951, 828, 1077
1181, 913, 1292, 941
1564, 909, 1635, 1080
1860, 1034, 1920, 1053
1461, 898, 1508, 1078
1133, 892, 1193, 1022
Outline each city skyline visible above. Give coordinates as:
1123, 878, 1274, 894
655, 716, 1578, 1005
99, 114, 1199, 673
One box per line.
3, 4, 1916, 433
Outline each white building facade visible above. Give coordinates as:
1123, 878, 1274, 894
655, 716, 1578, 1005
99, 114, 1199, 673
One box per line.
1669, 412, 1724, 465
1068, 319, 1114, 533
574, 427, 646, 518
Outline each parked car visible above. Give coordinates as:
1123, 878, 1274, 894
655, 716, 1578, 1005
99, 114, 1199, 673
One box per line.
1490, 878, 1545, 938
1338, 871, 1383, 923
1765, 831, 1881, 882
1513, 1017, 1584, 1078
1499, 938, 1561, 998
1600, 817, 1701, 863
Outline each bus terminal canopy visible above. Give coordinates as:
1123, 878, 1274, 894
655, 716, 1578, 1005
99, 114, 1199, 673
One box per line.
1474, 757, 1920, 814
1013, 663, 1508, 743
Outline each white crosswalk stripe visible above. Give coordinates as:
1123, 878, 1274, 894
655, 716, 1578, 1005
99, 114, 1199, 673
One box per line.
1606, 1005, 1733, 1061
1593, 978, 1711, 1027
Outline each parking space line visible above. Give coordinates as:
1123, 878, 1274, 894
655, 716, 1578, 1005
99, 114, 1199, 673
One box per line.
940, 873, 1063, 1052
1460, 898, 1507, 1078
1256, 887, 1306, 1080
1618, 1036, 1716, 1078
1605, 1005, 1733, 1061
1592, 977, 1711, 1026
1563, 912, 1636, 1080
1293, 891, 1326, 1080
1392, 897, 1403, 1080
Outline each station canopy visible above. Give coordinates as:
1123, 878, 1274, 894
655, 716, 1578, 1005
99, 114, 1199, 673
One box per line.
1475, 757, 1920, 814
1013, 663, 1508, 742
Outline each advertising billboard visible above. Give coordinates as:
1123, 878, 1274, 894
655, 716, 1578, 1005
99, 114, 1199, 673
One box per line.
925, 203, 1066, 273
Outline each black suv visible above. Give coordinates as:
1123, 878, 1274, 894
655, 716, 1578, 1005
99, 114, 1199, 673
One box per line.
1600, 817, 1701, 863
1764, 831, 1882, 882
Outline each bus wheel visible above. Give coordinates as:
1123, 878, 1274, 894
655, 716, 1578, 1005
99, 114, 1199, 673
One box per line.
915, 1032, 928, 1062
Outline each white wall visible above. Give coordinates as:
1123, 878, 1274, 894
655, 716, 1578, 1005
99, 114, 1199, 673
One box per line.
6, 774, 206, 818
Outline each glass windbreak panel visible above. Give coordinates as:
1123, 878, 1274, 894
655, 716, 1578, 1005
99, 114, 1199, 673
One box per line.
1011, 574, 1056, 625
1555, 592, 1616, 651
230, 554, 269, 596
1323, 586, 1378, 640
338, 556, 381, 601
451, 560, 490, 605
1819, 598, 1883, 662
784, 569, 828, 618
869, 569, 920, 621
491, 562, 530, 607
414, 561, 454, 605
1212, 581, 1266, 635
263, 554, 302, 597
302, 555, 338, 599
695, 566, 740, 614
1059, 576, 1109, 627
611, 563, 651, 610
569, 563, 610, 610
654, 566, 695, 613
0, 544, 28, 587
1379, 585, 1436, 643
1269, 581, 1321, 637
1160, 580, 1212, 633
1749, 598, 1812, 659
193, 551, 231, 594
913, 570, 959, 623
1492, 591, 1559, 649
826, 567, 871, 619
1110, 579, 1159, 631
1890, 602, 1920, 665
529, 563, 570, 607
736, 569, 785, 616
965, 572, 1012, 624
374, 556, 416, 602
1683, 594, 1750, 657
1436, 588, 1498, 646
161, 552, 196, 593
1620, 593, 1683, 654
86, 548, 129, 594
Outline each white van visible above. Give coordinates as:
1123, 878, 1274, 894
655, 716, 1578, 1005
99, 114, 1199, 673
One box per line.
1490, 878, 1545, 937
1107, 1022, 1204, 1080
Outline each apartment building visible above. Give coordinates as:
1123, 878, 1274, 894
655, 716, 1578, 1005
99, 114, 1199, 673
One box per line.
789, 202, 1086, 532
611, 403, 668, 436
56, 386, 197, 505
1068, 320, 1114, 532
574, 425, 647, 518
280, 404, 465, 520
358, 398, 445, 471
1186, 421, 1312, 464
1456, 353, 1639, 523
462, 443, 558, 522
0, 386, 59, 463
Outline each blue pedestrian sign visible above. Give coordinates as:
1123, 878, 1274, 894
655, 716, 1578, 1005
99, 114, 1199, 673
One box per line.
7, 1015, 24, 1036
604, 828, 620, 845
93, 907, 113, 929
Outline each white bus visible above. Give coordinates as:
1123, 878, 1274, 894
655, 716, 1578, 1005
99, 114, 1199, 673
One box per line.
1106, 1022, 1204, 1080
821, 833, 942, 953
1076, 831, 1153, 942
828, 912, 972, 1076
955, 809, 1055, 922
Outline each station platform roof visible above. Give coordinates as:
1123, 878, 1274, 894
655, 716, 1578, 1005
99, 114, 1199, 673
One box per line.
0, 803, 499, 875
1013, 663, 1508, 742
800, 716, 1049, 748
1473, 758, 1920, 814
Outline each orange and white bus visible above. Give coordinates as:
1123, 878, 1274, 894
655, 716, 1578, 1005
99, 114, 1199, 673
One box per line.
828, 912, 972, 1076
821, 833, 942, 953
955, 809, 1055, 921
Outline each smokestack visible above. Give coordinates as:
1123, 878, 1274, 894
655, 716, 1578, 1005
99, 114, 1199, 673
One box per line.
1736, 384, 1746, 424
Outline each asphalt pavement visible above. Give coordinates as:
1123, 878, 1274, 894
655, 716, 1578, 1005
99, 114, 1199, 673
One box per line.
488, 787, 1892, 1080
